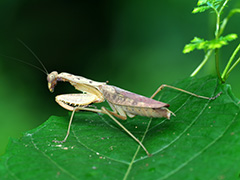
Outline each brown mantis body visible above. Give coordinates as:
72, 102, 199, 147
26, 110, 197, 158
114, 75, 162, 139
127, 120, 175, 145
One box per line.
47, 71, 221, 156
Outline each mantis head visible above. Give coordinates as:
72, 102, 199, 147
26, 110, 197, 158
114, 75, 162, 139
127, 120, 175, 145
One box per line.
47, 71, 58, 92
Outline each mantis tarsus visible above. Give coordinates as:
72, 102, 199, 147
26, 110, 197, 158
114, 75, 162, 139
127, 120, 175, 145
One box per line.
15, 40, 222, 157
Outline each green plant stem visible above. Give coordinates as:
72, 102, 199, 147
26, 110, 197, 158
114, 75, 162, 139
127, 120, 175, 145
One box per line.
215, 12, 220, 38
219, 9, 240, 37
213, 0, 229, 83
220, 8, 240, 82
214, 0, 227, 38
213, 9, 221, 80
222, 43, 240, 79
190, 49, 213, 77
226, 56, 240, 77
221, 43, 240, 81
215, 49, 223, 82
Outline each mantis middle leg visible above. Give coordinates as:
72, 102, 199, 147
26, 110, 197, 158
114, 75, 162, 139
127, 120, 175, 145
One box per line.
53, 106, 151, 156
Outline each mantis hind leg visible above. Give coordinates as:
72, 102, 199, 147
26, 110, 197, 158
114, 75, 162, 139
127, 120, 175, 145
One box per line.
150, 84, 221, 100
101, 107, 151, 157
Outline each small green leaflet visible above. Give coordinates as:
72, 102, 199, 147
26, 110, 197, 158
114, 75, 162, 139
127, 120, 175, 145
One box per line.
193, 0, 224, 14
183, 34, 238, 53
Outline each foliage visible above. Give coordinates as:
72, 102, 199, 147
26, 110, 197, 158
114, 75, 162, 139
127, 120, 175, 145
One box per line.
1, 1, 240, 180
1, 76, 240, 180
183, 0, 240, 82
183, 34, 237, 53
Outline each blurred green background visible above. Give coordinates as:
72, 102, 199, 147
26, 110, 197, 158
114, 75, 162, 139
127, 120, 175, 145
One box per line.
0, 0, 239, 155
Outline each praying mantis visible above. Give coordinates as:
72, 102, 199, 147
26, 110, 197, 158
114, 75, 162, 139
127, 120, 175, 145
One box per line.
47, 71, 221, 156
15, 40, 222, 157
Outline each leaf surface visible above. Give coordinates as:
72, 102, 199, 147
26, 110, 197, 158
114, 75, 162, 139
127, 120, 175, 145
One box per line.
1, 76, 240, 180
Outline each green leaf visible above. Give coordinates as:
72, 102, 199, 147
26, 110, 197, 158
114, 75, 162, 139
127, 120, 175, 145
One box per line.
183, 34, 238, 53
192, 6, 211, 14
1, 76, 240, 180
222, 33, 238, 41
197, 0, 223, 8
207, 34, 238, 49
228, 8, 240, 17
183, 37, 205, 53
197, 0, 208, 6
194, 0, 225, 14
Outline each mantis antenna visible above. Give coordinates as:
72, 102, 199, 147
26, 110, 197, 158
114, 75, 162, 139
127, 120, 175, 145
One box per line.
17, 38, 49, 75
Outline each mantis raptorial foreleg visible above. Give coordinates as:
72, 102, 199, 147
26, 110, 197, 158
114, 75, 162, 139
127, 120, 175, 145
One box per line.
54, 106, 151, 156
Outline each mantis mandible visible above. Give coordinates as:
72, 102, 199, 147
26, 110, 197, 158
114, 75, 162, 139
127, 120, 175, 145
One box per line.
16, 40, 222, 157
